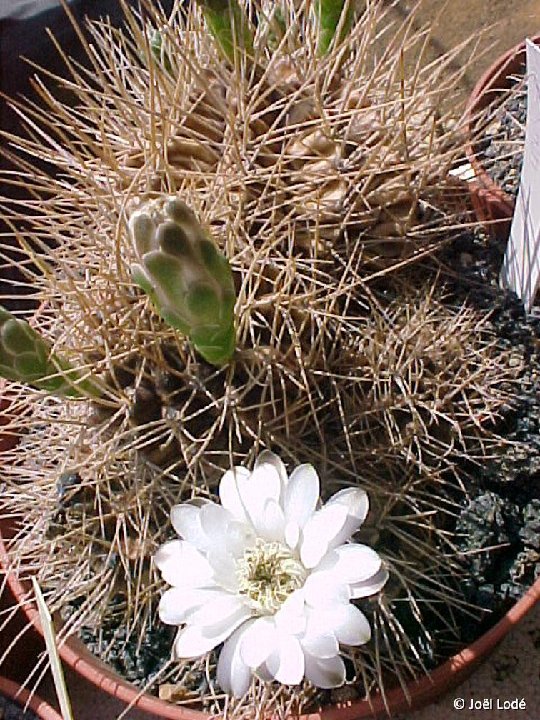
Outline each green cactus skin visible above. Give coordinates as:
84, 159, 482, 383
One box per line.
315, 0, 354, 56
0, 307, 98, 397
194, 0, 254, 64
129, 197, 236, 366
150, 29, 174, 76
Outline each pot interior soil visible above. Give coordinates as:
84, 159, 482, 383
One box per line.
476, 72, 526, 201
0, 695, 38, 720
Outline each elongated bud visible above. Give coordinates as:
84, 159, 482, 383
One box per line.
129, 196, 236, 366
0, 307, 97, 397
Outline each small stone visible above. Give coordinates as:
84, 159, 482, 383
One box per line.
459, 252, 474, 268
159, 684, 190, 702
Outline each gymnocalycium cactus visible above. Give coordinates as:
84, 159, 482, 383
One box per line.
129, 197, 236, 366
0, 307, 97, 397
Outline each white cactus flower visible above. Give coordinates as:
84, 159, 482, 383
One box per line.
154, 451, 388, 696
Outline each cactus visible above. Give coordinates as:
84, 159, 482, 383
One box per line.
0, 1, 523, 717
0, 307, 97, 397
129, 197, 236, 365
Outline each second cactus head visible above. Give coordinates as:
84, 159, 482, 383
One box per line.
129, 197, 236, 366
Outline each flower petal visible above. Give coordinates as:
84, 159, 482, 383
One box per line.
158, 587, 224, 625
153, 540, 215, 588
217, 620, 255, 697
254, 450, 288, 489
240, 464, 282, 532
301, 632, 339, 659
199, 502, 235, 548
239, 617, 277, 668
284, 519, 300, 550
325, 488, 369, 547
333, 604, 371, 645
283, 464, 319, 528
219, 466, 251, 523
257, 498, 286, 542
266, 633, 304, 685
170, 503, 210, 551
350, 566, 389, 599
185, 593, 248, 626
274, 589, 307, 635
174, 606, 252, 658
315, 544, 382, 584
304, 653, 346, 689
206, 551, 240, 592
303, 571, 350, 607
304, 601, 371, 646
300, 504, 349, 569
255, 663, 274, 683
174, 626, 222, 658
225, 520, 256, 558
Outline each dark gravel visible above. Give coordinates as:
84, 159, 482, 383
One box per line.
439, 230, 540, 638
61, 595, 176, 690
0, 695, 37, 720
476, 74, 526, 199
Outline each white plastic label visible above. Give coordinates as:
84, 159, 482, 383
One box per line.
500, 39, 540, 311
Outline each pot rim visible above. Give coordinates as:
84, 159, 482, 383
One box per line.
0, 675, 62, 720
464, 34, 540, 205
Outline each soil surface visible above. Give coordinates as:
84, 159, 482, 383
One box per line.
0, 695, 37, 720
477, 78, 526, 198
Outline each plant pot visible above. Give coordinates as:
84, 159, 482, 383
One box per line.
0, 676, 62, 720
1, 381, 539, 719
3, 525, 539, 719
1, 508, 539, 718
464, 35, 540, 240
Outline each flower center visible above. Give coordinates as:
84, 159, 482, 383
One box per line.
236, 539, 307, 614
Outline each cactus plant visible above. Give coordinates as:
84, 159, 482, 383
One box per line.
0, 1, 524, 717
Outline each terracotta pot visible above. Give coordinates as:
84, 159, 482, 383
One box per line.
464, 35, 540, 240
1, 399, 539, 719
0, 675, 62, 720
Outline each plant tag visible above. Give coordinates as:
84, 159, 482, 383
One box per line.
31, 577, 74, 720
500, 40, 540, 311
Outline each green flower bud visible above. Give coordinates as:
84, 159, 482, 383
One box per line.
129, 197, 236, 366
0, 307, 98, 397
